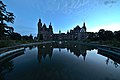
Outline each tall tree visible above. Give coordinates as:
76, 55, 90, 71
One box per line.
98, 29, 105, 40
0, 0, 15, 39
10, 32, 21, 40
104, 30, 114, 40
87, 32, 98, 41
114, 31, 120, 41
29, 34, 33, 40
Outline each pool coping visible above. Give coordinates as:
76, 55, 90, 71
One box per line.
0, 41, 54, 54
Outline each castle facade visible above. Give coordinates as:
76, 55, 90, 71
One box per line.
37, 19, 87, 40
37, 19, 53, 40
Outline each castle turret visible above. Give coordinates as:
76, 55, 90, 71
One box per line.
49, 22, 53, 34
37, 19, 43, 40
82, 22, 87, 32
43, 23, 47, 31
38, 19, 42, 33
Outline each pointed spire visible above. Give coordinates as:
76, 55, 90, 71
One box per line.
43, 23, 46, 27
83, 22, 85, 26
43, 23, 47, 30
82, 53, 87, 61
49, 22, 52, 28
50, 22, 52, 26
82, 22, 87, 32
49, 22, 53, 31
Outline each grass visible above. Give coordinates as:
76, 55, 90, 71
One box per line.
1, 39, 120, 48
0, 40, 14, 48
0, 40, 39, 48
99, 40, 120, 47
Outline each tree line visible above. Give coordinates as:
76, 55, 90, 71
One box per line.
87, 29, 120, 41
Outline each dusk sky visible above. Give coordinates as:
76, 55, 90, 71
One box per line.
3, 0, 120, 36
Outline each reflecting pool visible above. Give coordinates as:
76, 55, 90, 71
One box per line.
0, 42, 120, 80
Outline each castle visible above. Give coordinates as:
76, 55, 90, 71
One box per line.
37, 19, 53, 40
37, 19, 87, 40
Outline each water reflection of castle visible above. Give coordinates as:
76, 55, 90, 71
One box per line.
37, 44, 53, 63
37, 42, 94, 63
37, 19, 87, 40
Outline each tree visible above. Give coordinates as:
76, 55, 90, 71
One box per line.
104, 30, 114, 40
22, 35, 30, 40
114, 31, 120, 41
29, 34, 33, 40
10, 32, 21, 40
0, 1, 15, 24
87, 32, 98, 41
0, 1, 15, 39
98, 29, 105, 40
98, 29, 114, 41
21, 34, 33, 40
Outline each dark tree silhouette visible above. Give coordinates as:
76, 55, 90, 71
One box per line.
29, 34, 33, 40
98, 29, 105, 40
0, 1, 15, 39
0, 1, 15, 24
114, 31, 120, 41
87, 32, 98, 41
104, 30, 114, 40
10, 32, 21, 40
98, 29, 114, 41
22, 35, 30, 40
22, 34, 33, 40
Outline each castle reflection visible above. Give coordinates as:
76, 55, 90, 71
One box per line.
37, 42, 95, 63
37, 43, 53, 63
37, 42, 120, 68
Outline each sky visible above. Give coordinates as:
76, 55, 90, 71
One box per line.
3, 0, 120, 36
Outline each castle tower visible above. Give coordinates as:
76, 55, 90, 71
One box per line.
38, 19, 42, 34
37, 19, 43, 40
49, 22, 53, 34
78, 22, 87, 40
82, 22, 87, 32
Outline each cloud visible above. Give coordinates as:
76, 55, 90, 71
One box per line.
104, 0, 118, 5
62, 0, 90, 14
35, 0, 90, 15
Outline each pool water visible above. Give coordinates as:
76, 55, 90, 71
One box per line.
0, 42, 120, 80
